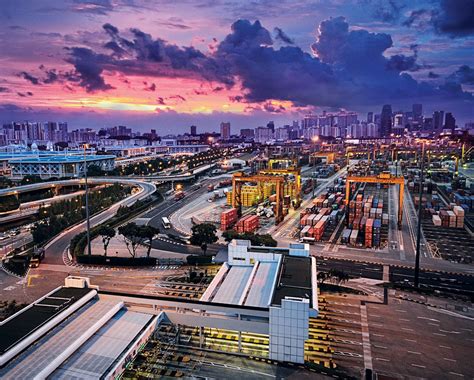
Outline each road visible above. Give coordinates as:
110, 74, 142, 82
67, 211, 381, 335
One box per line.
43, 179, 156, 265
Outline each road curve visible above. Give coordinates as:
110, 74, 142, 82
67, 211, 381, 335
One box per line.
43, 179, 156, 265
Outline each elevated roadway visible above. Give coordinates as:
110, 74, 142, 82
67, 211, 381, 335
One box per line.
42, 179, 156, 265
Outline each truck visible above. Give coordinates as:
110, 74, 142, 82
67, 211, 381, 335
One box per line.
29, 248, 45, 269
174, 191, 185, 201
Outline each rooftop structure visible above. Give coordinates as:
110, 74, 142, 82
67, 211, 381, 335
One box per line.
8, 154, 116, 179
200, 239, 317, 363
0, 277, 159, 379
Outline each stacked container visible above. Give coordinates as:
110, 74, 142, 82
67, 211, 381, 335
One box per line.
235, 214, 259, 233
220, 208, 238, 231
373, 219, 381, 247
365, 218, 373, 248
453, 206, 464, 228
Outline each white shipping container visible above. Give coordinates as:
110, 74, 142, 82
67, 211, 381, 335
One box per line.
432, 215, 441, 226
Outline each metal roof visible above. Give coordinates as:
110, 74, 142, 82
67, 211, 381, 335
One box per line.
8, 155, 115, 164
244, 262, 278, 307
0, 299, 122, 379
212, 266, 253, 305
50, 310, 152, 380
0, 287, 94, 355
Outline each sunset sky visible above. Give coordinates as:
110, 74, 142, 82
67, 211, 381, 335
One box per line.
0, 0, 473, 133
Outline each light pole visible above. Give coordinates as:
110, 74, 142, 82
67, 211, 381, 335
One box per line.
83, 144, 92, 256
414, 142, 425, 287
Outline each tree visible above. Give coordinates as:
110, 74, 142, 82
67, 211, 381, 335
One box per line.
190, 223, 218, 254
222, 229, 239, 242
96, 225, 116, 257
86, 164, 105, 176
138, 225, 159, 258
118, 223, 143, 258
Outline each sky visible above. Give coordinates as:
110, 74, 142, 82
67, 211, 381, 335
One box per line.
0, 0, 473, 133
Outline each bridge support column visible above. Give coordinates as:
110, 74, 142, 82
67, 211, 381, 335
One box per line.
238, 331, 242, 353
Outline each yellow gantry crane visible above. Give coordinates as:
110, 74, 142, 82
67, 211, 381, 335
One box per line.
345, 172, 405, 228
232, 172, 285, 224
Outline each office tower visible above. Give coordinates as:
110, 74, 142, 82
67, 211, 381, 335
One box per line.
240, 128, 255, 138
367, 112, 373, 123
58, 122, 68, 142
190, 125, 197, 136
433, 111, 444, 130
380, 105, 393, 137
302, 114, 318, 129
423, 118, 433, 131
275, 127, 289, 141
267, 121, 275, 133
412, 104, 423, 121
220, 122, 231, 140
254, 126, 273, 143
445, 113, 456, 131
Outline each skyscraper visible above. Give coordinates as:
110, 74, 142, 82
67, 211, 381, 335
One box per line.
380, 105, 393, 137
267, 121, 275, 133
220, 122, 231, 140
190, 125, 197, 136
433, 111, 444, 130
412, 104, 423, 121
367, 112, 374, 123
445, 113, 456, 132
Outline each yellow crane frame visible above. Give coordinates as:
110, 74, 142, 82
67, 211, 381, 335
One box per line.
345, 174, 405, 228
232, 172, 285, 224
259, 167, 302, 207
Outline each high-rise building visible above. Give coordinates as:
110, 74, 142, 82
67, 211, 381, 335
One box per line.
240, 128, 255, 139
254, 126, 273, 143
445, 112, 456, 131
380, 105, 393, 137
220, 122, 231, 140
190, 125, 197, 136
58, 122, 68, 142
275, 127, 289, 141
412, 104, 423, 121
367, 112, 373, 123
267, 121, 275, 133
433, 111, 444, 130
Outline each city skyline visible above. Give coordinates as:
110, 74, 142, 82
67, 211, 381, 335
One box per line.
0, 0, 473, 132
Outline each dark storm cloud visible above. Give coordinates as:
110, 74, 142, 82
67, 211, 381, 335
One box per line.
428, 71, 440, 78
434, 0, 474, 37
274, 27, 294, 44
364, 0, 407, 23
403, 0, 474, 37
144, 82, 156, 92
19, 71, 40, 85
33, 17, 473, 106
447, 65, 474, 85
64, 47, 115, 92
386, 54, 420, 72
72, 0, 114, 15
216, 19, 337, 106
263, 102, 286, 113
0, 87, 10, 93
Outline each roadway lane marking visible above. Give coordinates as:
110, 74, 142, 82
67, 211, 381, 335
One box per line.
405, 339, 417, 343
407, 351, 421, 355
443, 358, 456, 362
372, 333, 384, 337
395, 309, 407, 313
433, 332, 446, 337
439, 345, 451, 349
401, 327, 414, 332
373, 345, 387, 349
375, 357, 390, 362
449, 372, 464, 377
411, 364, 426, 368
399, 318, 410, 322
360, 304, 373, 371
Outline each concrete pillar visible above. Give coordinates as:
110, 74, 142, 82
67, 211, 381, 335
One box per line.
238, 331, 242, 352
199, 326, 203, 348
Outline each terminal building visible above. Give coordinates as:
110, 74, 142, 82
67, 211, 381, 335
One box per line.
0, 240, 318, 378
8, 154, 116, 179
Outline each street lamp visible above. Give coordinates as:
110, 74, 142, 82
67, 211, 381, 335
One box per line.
83, 144, 92, 256
414, 141, 427, 288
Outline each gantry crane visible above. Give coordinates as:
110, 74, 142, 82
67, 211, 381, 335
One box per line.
310, 152, 335, 164
232, 172, 285, 224
259, 167, 302, 208
345, 173, 405, 228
